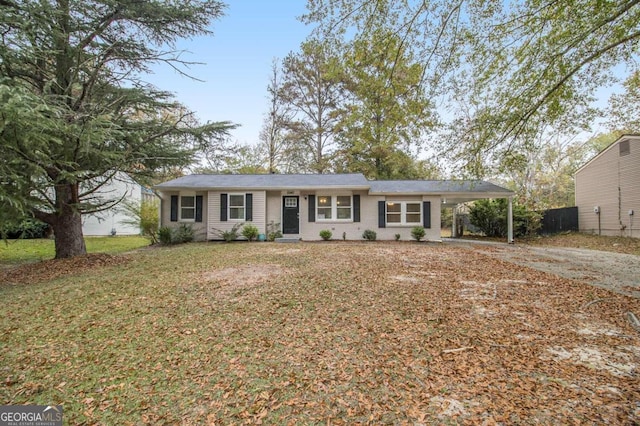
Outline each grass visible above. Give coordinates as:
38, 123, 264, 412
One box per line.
1, 242, 639, 424
0, 236, 150, 265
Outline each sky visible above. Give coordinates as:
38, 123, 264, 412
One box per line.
147, 1, 313, 146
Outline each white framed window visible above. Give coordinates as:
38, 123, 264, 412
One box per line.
317, 195, 352, 221
386, 201, 421, 225
180, 193, 196, 221
285, 197, 298, 208
228, 193, 245, 220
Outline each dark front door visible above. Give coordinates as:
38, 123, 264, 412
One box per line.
282, 196, 299, 234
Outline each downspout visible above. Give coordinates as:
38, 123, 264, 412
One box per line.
507, 196, 514, 244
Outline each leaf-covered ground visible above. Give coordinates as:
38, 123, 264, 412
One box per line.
1, 242, 639, 424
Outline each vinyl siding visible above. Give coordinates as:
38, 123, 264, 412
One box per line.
207, 190, 266, 240
576, 136, 640, 237
159, 191, 208, 241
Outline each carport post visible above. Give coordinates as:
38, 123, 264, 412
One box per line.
507, 196, 514, 244
451, 205, 457, 238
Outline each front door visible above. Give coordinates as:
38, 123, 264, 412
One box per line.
282, 196, 299, 234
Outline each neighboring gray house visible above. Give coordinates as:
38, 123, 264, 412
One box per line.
153, 173, 515, 242
575, 134, 640, 238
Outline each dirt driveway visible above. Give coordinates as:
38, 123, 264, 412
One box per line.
448, 239, 640, 299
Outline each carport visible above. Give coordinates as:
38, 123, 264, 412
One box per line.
436, 181, 515, 243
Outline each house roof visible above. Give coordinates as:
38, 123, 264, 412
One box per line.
154, 173, 513, 203
154, 173, 371, 191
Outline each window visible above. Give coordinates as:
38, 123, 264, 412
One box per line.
284, 197, 298, 208
180, 195, 195, 221
229, 194, 245, 220
317, 195, 352, 221
386, 202, 421, 225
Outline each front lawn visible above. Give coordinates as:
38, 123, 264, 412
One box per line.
0, 236, 150, 266
1, 242, 639, 424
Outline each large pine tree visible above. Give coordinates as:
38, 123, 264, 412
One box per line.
0, 0, 234, 258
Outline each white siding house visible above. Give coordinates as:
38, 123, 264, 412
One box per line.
81, 172, 153, 236
154, 174, 515, 242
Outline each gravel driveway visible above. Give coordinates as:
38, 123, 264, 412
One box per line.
446, 239, 640, 298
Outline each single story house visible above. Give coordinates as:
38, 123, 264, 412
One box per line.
575, 134, 640, 238
153, 173, 515, 242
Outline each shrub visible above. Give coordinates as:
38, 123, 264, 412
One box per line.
395, 233, 401, 241
266, 221, 282, 241
319, 229, 332, 241
119, 199, 160, 244
362, 229, 377, 241
158, 226, 173, 245
469, 199, 541, 238
411, 226, 426, 241
342, 231, 346, 241
212, 223, 243, 243
174, 223, 195, 243
242, 224, 260, 242
1, 218, 50, 239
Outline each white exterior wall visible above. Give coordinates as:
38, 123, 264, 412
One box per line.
82, 174, 142, 236
292, 191, 441, 241
207, 190, 267, 240
159, 190, 208, 241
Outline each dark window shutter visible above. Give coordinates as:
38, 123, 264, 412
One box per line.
308, 195, 315, 222
378, 201, 386, 228
423, 201, 431, 229
220, 193, 228, 222
170, 195, 178, 222
245, 193, 253, 221
195, 195, 203, 222
353, 195, 360, 222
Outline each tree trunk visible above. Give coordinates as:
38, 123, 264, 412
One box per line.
35, 182, 88, 259
53, 209, 87, 259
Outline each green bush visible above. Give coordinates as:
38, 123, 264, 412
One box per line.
158, 226, 173, 245
362, 229, 377, 241
266, 221, 282, 241
394, 233, 401, 241
174, 223, 195, 243
120, 199, 159, 243
469, 199, 541, 238
411, 226, 426, 241
212, 223, 243, 243
1, 218, 50, 239
319, 229, 332, 241
242, 224, 260, 242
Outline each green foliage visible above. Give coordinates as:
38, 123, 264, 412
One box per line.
0, 1, 233, 258
242, 224, 260, 242
266, 221, 283, 242
120, 199, 160, 244
411, 227, 426, 242
174, 224, 195, 244
1, 217, 50, 239
362, 229, 377, 241
319, 229, 333, 241
158, 227, 174, 245
212, 223, 244, 243
394, 233, 401, 241
335, 29, 433, 179
469, 199, 541, 238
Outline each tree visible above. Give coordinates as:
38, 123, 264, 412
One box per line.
0, 0, 234, 258
335, 29, 434, 179
259, 59, 295, 174
281, 40, 344, 173
607, 70, 640, 133
303, 0, 640, 173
